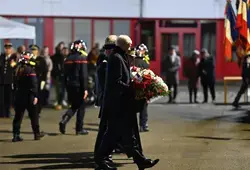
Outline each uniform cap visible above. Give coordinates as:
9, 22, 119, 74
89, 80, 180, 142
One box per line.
29, 44, 40, 50
4, 43, 12, 48
128, 48, 137, 58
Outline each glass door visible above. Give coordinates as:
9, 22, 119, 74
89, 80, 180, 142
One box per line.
159, 30, 199, 80
160, 33, 179, 77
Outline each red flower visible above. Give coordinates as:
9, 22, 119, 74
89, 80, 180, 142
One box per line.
131, 66, 138, 72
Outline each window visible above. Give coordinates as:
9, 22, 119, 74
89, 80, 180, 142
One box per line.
183, 34, 196, 58
201, 21, 216, 60
140, 21, 155, 60
160, 20, 197, 28
94, 20, 110, 48
113, 20, 130, 36
10, 18, 25, 49
27, 18, 44, 48
74, 19, 91, 52
54, 19, 72, 49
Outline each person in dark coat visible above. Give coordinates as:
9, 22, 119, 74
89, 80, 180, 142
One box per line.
95, 35, 159, 170
163, 46, 181, 103
232, 54, 250, 108
12, 51, 44, 142
29, 45, 48, 115
94, 35, 117, 164
135, 44, 150, 132
0, 43, 17, 117
59, 40, 89, 135
198, 48, 216, 103
51, 42, 67, 110
185, 50, 200, 103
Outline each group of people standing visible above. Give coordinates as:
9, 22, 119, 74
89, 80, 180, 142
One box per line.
162, 46, 216, 104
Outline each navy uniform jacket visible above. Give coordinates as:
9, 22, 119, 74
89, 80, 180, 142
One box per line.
0, 53, 17, 85
14, 64, 38, 100
96, 52, 108, 107
134, 57, 149, 69
30, 56, 48, 83
64, 52, 88, 90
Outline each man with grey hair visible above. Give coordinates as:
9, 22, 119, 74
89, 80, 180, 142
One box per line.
95, 35, 159, 170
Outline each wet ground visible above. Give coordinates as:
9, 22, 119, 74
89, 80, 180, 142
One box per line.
1, 85, 250, 170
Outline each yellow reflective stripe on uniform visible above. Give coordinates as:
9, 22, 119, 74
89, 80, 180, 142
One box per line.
80, 50, 88, 57
143, 55, 150, 64
29, 61, 36, 66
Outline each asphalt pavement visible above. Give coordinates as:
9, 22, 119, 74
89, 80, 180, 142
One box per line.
1, 85, 250, 170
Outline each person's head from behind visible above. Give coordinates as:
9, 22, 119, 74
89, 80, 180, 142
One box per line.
4, 43, 13, 55
116, 35, 132, 53
104, 35, 117, 56
94, 43, 100, 49
62, 47, 69, 57
17, 45, 26, 54
41, 46, 49, 57
58, 41, 65, 50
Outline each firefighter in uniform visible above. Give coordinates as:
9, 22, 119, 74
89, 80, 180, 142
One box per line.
12, 51, 44, 142
135, 43, 150, 132
59, 40, 89, 135
29, 45, 48, 115
0, 43, 17, 118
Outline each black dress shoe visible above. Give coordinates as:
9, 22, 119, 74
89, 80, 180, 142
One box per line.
232, 102, 240, 109
140, 126, 149, 132
59, 122, 66, 134
12, 135, 23, 142
95, 162, 117, 170
76, 129, 89, 135
34, 132, 45, 140
105, 155, 113, 164
136, 158, 160, 170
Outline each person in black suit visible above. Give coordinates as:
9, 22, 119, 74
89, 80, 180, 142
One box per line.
198, 48, 216, 103
0, 43, 17, 117
94, 35, 117, 162
95, 35, 159, 170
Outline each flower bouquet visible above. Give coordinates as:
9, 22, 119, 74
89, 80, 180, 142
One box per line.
130, 66, 170, 100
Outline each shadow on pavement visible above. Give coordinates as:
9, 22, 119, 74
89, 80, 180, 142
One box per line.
185, 136, 232, 141
1, 152, 127, 169
0, 130, 59, 136
85, 123, 99, 127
